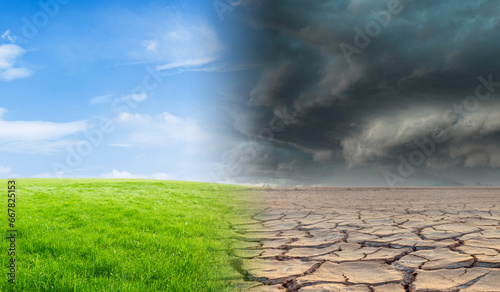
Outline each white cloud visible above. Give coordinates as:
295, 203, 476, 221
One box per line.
143, 39, 158, 52
1, 29, 16, 43
2, 67, 32, 80
0, 140, 82, 154
0, 119, 87, 141
30, 170, 90, 179
101, 169, 174, 180
123, 93, 147, 102
109, 9, 224, 72
0, 165, 12, 179
0, 44, 32, 81
89, 94, 112, 105
0, 166, 12, 174
0, 108, 87, 153
116, 111, 209, 146
101, 169, 137, 179
90, 93, 147, 106
150, 172, 174, 180
155, 57, 216, 71
133, 15, 223, 71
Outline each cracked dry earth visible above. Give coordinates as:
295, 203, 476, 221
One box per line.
230, 187, 500, 292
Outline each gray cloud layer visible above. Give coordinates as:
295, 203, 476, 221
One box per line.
228, 0, 500, 186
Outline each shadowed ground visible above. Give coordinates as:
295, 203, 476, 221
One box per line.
229, 187, 500, 292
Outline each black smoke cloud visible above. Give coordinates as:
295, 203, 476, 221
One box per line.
228, 0, 500, 186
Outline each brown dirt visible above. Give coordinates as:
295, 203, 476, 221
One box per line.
230, 187, 500, 292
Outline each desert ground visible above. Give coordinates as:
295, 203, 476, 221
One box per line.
230, 187, 500, 292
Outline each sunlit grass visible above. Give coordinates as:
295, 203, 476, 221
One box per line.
0, 179, 249, 291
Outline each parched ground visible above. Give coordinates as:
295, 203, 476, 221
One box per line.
229, 187, 500, 292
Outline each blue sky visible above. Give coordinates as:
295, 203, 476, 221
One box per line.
6, 0, 498, 187
0, 0, 250, 181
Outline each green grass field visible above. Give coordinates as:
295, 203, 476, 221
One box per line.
0, 179, 252, 291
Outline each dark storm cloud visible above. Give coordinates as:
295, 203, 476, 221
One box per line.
231, 0, 500, 186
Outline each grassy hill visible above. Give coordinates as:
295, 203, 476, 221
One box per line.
0, 179, 251, 291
